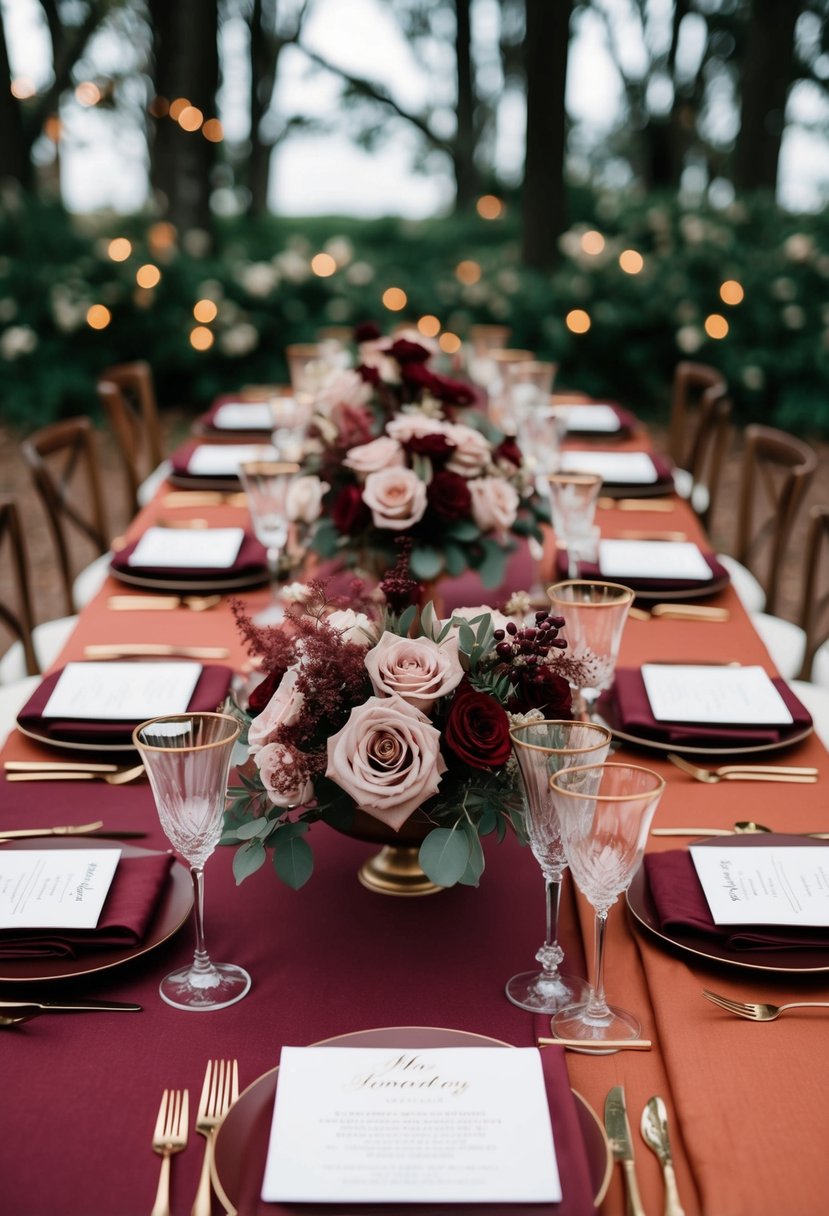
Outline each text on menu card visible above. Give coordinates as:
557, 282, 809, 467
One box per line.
690, 845, 829, 926
0, 849, 121, 929
641, 664, 794, 725
42, 661, 203, 721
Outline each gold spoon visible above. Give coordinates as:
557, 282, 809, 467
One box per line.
652, 822, 829, 838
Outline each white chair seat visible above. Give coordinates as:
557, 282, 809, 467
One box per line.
788, 680, 829, 750
72, 552, 112, 609
0, 675, 40, 747
751, 612, 806, 680
717, 553, 766, 613
672, 468, 710, 517
673, 467, 692, 498
0, 615, 77, 685
137, 460, 172, 508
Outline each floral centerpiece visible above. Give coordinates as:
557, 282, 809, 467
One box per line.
304, 325, 548, 588
222, 555, 580, 892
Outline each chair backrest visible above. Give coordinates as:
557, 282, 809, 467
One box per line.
685, 386, 733, 530
734, 424, 818, 617
97, 361, 163, 516
668, 361, 727, 470
798, 506, 829, 681
20, 416, 109, 617
0, 499, 39, 677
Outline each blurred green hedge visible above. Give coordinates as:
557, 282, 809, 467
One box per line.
0, 186, 827, 436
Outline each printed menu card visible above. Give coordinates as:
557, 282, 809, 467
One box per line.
559, 449, 658, 483
42, 661, 202, 720
262, 1046, 561, 1204
127, 526, 244, 569
212, 402, 274, 430
598, 539, 712, 580
186, 443, 272, 476
690, 845, 829, 927
0, 849, 120, 930
641, 664, 794, 725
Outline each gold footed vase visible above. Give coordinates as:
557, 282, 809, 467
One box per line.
335, 808, 444, 898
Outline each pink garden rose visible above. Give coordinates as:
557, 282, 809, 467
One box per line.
386, 414, 451, 444
255, 741, 314, 808
325, 694, 446, 829
248, 665, 304, 752
286, 475, 328, 524
468, 476, 520, 532
362, 467, 427, 530
364, 632, 464, 711
444, 423, 492, 477
314, 369, 372, 415
326, 608, 379, 647
343, 436, 405, 477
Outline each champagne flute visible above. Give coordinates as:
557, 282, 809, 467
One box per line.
133, 712, 251, 1011
547, 473, 602, 577
507, 720, 612, 1013
547, 579, 634, 718
239, 458, 300, 626
549, 762, 664, 1044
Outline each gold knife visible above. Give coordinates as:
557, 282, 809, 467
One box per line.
0, 823, 147, 840
641, 1096, 686, 1216
605, 1085, 646, 1216
5, 761, 120, 773
83, 643, 229, 660
600, 498, 675, 512
538, 1037, 651, 1051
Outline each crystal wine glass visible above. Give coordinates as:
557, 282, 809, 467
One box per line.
507, 720, 612, 1013
133, 712, 251, 1012
239, 458, 300, 626
547, 473, 603, 577
269, 394, 312, 462
549, 761, 664, 1045
547, 579, 634, 718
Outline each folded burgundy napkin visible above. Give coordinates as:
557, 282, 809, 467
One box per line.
608, 667, 812, 746
0, 852, 172, 958
169, 439, 259, 480
562, 403, 637, 436
16, 665, 234, 745
644, 848, 829, 951
110, 531, 266, 580
555, 548, 728, 592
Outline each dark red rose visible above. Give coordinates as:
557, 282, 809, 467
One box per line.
354, 321, 382, 342
509, 665, 573, 718
494, 437, 523, 467
400, 360, 440, 393
247, 666, 287, 715
357, 363, 381, 385
390, 337, 431, 364
405, 432, 455, 464
444, 687, 512, 769
429, 372, 477, 406
331, 484, 370, 536
427, 470, 472, 522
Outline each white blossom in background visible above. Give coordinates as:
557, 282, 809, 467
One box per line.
0, 325, 37, 359
219, 322, 259, 357
676, 325, 703, 354
238, 262, 278, 297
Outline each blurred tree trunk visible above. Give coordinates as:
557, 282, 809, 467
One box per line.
733, 0, 802, 192
453, 0, 481, 210
521, 0, 572, 270
148, 0, 220, 234
0, 15, 31, 190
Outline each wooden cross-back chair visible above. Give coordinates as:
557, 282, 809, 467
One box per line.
726, 424, 818, 617
798, 505, 829, 681
20, 416, 109, 618
0, 498, 38, 677
667, 361, 727, 469
96, 360, 164, 517
668, 363, 732, 528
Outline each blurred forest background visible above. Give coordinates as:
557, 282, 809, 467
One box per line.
0, 0, 828, 431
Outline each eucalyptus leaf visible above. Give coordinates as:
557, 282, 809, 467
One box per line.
458, 620, 476, 655
477, 538, 509, 589
232, 839, 267, 884
442, 541, 467, 578
458, 825, 485, 886
273, 834, 314, 889
418, 827, 470, 887
409, 544, 444, 582
445, 518, 480, 542
234, 817, 271, 840
311, 518, 341, 559
396, 604, 417, 636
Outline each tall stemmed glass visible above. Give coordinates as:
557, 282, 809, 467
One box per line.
547, 580, 634, 718
133, 712, 251, 1011
239, 458, 300, 626
269, 394, 311, 462
507, 720, 612, 1013
549, 762, 664, 1044
547, 473, 603, 577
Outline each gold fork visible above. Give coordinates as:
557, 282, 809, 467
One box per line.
192, 1059, 239, 1216
5, 764, 146, 785
703, 989, 829, 1022
667, 753, 818, 784
151, 1088, 189, 1216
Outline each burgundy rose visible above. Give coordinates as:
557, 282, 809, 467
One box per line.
509, 665, 573, 718
247, 665, 288, 715
357, 363, 381, 385
354, 321, 382, 342
443, 686, 512, 769
390, 337, 431, 364
400, 360, 440, 393
331, 484, 371, 536
405, 432, 455, 464
429, 372, 477, 406
494, 437, 523, 467
427, 470, 473, 523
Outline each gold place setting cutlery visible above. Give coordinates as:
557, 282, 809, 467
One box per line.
0, 820, 146, 840
640, 1096, 686, 1216
0, 997, 143, 1027
107, 595, 221, 613
605, 1086, 687, 1216
83, 644, 231, 661
4, 762, 146, 784
702, 988, 829, 1022
629, 603, 731, 622
151, 1089, 190, 1216
652, 821, 829, 839
666, 753, 819, 784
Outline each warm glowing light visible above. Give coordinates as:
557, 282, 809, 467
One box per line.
720, 279, 744, 305
456, 260, 481, 285
136, 264, 161, 289
566, 309, 591, 334
107, 238, 132, 263
168, 97, 190, 121
148, 221, 177, 251
439, 332, 462, 354
87, 305, 111, 330
202, 118, 223, 142
11, 77, 36, 100
43, 115, 61, 142
310, 253, 337, 277
581, 230, 605, 255
148, 95, 169, 118
382, 287, 408, 311
178, 105, 203, 132
417, 314, 441, 338
704, 313, 729, 339
190, 326, 214, 351
74, 81, 101, 107
476, 194, 503, 220
193, 298, 218, 323
619, 249, 644, 274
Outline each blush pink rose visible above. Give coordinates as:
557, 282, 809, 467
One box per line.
468, 477, 520, 532
386, 414, 451, 444
287, 475, 328, 524
325, 608, 379, 647
362, 467, 427, 530
325, 694, 446, 830
444, 423, 492, 477
364, 632, 464, 712
343, 436, 405, 477
248, 666, 304, 752
255, 742, 314, 808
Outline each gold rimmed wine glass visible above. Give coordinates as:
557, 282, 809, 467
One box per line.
507, 719, 612, 1014
239, 458, 300, 626
133, 712, 251, 1012
547, 579, 634, 718
549, 761, 665, 1046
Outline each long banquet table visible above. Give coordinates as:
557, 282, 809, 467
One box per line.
2, 422, 828, 1216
